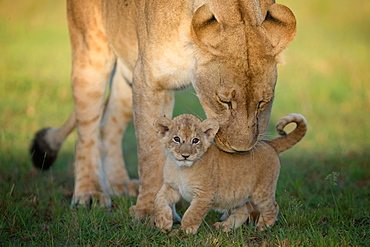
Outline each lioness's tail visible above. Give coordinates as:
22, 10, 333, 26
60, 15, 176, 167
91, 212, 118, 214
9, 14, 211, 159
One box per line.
30, 109, 76, 170
267, 113, 307, 154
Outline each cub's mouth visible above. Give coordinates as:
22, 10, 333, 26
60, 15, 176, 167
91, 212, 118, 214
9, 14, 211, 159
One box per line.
174, 160, 194, 167
171, 154, 196, 167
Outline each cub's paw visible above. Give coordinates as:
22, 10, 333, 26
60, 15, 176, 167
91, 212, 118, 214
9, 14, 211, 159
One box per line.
71, 192, 111, 208
168, 229, 179, 236
256, 219, 275, 231
256, 223, 268, 231
181, 225, 199, 234
154, 213, 173, 233
129, 205, 153, 222
213, 221, 232, 232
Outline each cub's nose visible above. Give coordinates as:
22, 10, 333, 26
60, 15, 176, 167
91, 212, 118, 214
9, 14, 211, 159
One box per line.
181, 154, 190, 160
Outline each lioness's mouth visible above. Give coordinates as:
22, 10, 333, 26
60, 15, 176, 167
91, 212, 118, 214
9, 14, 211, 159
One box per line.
214, 135, 257, 153
213, 136, 237, 153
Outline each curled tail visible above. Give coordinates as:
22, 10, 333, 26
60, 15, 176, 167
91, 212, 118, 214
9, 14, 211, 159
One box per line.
30, 109, 76, 170
266, 113, 307, 154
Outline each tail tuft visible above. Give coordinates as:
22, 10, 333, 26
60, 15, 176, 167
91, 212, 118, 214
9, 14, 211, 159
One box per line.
30, 128, 60, 170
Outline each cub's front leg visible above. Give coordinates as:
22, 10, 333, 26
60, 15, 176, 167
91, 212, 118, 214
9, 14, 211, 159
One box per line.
154, 183, 181, 233
181, 196, 213, 234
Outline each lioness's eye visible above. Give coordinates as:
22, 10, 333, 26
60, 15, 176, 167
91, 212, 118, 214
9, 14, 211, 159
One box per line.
257, 100, 269, 110
218, 97, 232, 109
173, 137, 181, 143
192, 138, 199, 144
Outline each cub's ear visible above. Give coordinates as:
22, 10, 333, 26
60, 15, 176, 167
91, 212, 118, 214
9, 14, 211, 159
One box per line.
201, 119, 219, 141
191, 4, 222, 50
153, 117, 172, 139
262, 4, 296, 55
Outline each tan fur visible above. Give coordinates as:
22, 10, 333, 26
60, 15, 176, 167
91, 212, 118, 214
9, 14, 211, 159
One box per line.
154, 114, 307, 233
100, 60, 139, 197
54, 0, 296, 215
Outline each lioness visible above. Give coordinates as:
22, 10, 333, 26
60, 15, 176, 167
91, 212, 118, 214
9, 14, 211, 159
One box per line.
30, 0, 296, 219
154, 113, 307, 234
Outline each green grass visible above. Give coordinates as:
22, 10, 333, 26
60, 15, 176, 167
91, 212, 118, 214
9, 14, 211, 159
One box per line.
1, 0, 369, 246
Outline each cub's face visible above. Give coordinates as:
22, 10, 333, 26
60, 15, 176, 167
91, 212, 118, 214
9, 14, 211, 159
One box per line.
154, 114, 219, 167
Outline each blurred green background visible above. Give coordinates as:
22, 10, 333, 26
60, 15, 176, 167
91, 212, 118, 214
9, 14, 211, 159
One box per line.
1, 0, 369, 175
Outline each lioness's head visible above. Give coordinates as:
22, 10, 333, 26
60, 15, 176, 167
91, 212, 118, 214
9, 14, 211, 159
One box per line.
190, 2, 296, 152
154, 114, 219, 167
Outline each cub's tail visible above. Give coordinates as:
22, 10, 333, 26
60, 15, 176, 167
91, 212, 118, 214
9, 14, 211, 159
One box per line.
30, 109, 76, 170
266, 113, 307, 154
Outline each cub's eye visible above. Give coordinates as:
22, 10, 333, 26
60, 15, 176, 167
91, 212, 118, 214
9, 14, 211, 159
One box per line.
192, 138, 200, 144
173, 137, 181, 143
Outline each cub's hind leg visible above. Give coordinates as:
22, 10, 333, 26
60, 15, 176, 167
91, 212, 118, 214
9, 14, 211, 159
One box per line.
68, 0, 116, 207
255, 200, 279, 231
101, 60, 139, 197
213, 203, 252, 232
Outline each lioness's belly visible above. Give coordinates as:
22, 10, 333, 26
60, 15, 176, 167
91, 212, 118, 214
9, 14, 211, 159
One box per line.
102, 0, 138, 72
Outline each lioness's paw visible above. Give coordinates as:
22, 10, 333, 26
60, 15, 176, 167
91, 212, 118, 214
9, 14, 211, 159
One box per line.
71, 192, 111, 208
110, 179, 140, 197
125, 179, 140, 197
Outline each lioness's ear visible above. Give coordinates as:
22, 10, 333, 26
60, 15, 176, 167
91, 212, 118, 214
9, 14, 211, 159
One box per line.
201, 119, 219, 141
153, 117, 172, 139
262, 4, 296, 55
191, 4, 222, 49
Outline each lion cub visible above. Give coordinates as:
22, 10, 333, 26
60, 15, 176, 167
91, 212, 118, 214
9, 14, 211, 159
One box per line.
153, 113, 307, 234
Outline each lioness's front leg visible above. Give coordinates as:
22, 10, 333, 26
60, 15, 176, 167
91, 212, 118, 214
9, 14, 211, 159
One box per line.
68, 0, 116, 207
130, 60, 175, 219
